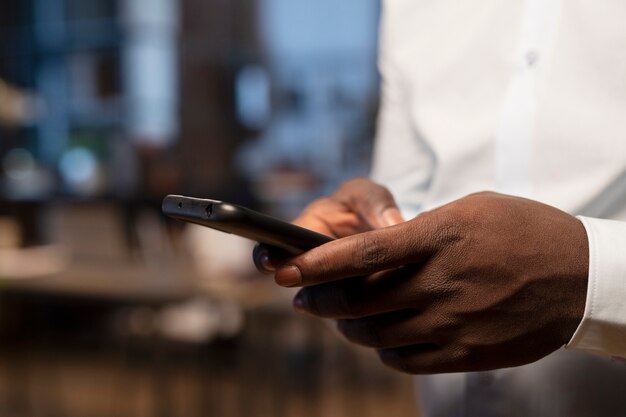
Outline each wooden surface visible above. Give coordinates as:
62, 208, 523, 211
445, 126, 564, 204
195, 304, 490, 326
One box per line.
0, 303, 419, 417
0, 203, 420, 417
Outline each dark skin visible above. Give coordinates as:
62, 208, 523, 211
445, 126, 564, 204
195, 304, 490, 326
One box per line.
255, 178, 589, 374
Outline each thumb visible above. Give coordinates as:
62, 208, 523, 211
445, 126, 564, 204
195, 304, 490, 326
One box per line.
334, 178, 404, 229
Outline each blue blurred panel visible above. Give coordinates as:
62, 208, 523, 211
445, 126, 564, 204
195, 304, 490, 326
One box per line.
260, 0, 379, 58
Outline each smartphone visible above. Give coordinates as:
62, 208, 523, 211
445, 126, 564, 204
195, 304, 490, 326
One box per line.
162, 195, 334, 255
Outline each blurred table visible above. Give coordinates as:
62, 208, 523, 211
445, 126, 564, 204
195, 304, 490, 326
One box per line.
0, 202, 421, 417
0, 253, 195, 303
0, 201, 196, 303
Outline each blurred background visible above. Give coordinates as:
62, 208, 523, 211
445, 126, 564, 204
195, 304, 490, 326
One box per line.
0, 0, 419, 416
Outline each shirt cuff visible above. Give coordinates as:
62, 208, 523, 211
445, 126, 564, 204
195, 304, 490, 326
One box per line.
566, 216, 626, 358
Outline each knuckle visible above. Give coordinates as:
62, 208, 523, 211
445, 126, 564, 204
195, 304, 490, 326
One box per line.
340, 177, 371, 192
434, 313, 463, 335
412, 212, 463, 254
375, 186, 396, 208
355, 234, 388, 271
451, 345, 472, 362
357, 179, 394, 205
434, 215, 465, 246
339, 178, 392, 203
413, 261, 457, 299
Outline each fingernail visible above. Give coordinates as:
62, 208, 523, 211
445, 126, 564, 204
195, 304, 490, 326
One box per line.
382, 207, 404, 227
253, 247, 275, 273
293, 291, 316, 316
258, 251, 275, 272
275, 265, 302, 287
293, 291, 307, 313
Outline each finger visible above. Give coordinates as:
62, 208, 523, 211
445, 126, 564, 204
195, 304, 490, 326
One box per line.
380, 342, 532, 374
337, 310, 440, 349
275, 219, 437, 287
294, 197, 371, 238
253, 244, 292, 273
377, 343, 484, 374
333, 178, 404, 229
291, 266, 426, 318
377, 344, 445, 374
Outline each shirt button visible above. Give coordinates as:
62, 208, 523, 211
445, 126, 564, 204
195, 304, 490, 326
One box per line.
525, 50, 539, 67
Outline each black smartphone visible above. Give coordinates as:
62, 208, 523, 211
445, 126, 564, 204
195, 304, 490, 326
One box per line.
162, 195, 334, 255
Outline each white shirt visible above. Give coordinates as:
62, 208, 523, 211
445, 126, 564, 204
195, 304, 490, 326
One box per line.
371, 0, 626, 415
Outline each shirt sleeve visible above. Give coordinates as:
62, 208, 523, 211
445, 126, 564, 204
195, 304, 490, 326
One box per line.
566, 216, 626, 358
370, 2, 434, 218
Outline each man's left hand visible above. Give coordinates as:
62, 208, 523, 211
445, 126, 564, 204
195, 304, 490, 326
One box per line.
274, 192, 589, 374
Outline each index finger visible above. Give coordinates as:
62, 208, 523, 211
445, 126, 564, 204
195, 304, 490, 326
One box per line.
274, 218, 438, 287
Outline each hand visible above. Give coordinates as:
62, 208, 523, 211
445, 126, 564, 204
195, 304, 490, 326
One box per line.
274, 191, 589, 374
253, 178, 404, 271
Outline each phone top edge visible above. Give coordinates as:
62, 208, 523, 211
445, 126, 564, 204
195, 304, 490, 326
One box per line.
162, 195, 230, 222
163, 194, 223, 207
161, 194, 334, 253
